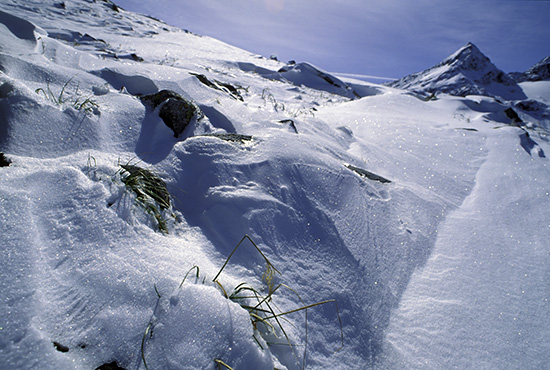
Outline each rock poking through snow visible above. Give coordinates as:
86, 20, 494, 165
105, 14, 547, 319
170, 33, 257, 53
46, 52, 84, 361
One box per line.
140, 90, 202, 138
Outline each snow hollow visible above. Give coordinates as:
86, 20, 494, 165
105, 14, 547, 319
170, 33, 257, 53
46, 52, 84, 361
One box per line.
0, 1, 549, 369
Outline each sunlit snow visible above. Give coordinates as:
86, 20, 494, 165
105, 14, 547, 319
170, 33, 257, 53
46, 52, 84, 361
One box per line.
0, 1, 549, 369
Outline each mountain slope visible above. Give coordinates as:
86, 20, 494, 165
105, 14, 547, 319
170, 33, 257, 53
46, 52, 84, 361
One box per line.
387, 42, 527, 101
511, 56, 550, 82
1, 1, 549, 370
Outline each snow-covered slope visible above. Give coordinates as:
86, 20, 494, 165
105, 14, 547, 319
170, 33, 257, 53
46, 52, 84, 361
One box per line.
387, 42, 527, 101
520, 80, 550, 105
1, 1, 549, 370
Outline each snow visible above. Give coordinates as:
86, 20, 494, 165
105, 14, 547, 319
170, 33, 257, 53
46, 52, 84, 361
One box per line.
379, 125, 550, 369
1, 1, 549, 369
520, 81, 550, 104
387, 42, 527, 101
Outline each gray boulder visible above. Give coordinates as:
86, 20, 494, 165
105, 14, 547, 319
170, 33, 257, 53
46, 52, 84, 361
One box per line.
140, 90, 202, 138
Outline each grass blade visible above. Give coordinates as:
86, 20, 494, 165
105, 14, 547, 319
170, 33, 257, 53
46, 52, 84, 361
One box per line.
214, 359, 234, 370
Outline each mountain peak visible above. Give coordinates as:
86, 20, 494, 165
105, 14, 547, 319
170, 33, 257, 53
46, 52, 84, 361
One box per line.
455, 42, 481, 55
387, 43, 526, 100
442, 42, 490, 71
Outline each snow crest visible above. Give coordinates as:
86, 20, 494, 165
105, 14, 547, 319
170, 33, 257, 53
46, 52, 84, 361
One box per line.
1, 1, 549, 369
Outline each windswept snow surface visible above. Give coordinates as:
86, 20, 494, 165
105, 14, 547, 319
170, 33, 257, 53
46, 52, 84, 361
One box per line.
520, 81, 550, 105
1, 1, 549, 369
378, 121, 550, 370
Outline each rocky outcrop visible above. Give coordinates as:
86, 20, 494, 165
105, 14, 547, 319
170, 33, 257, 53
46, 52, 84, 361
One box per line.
0, 153, 11, 167
200, 133, 252, 144
190, 72, 244, 101
510, 56, 550, 82
140, 90, 202, 138
346, 164, 391, 183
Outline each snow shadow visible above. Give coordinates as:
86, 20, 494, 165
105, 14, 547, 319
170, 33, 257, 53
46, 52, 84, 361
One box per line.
198, 104, 237, 133
519, 132, 546, 158
91, 68, 158, 95
135, 93, 213, 164
134, 112, 178, 164
233, 61, 277, 76
0, 9, 39, 42
167, 139, 442, 365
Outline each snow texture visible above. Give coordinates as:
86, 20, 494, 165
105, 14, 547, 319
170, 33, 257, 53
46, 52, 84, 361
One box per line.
0, 1, 549, 369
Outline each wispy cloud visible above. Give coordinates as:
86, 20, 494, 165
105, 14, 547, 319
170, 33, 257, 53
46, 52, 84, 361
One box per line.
116, 0, 550, 77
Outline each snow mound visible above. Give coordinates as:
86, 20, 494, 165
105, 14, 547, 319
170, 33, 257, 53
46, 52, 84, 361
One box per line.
273, 62, 361, 98
142, 284, 273, 369
234, 61, 376, 99
1, 1, 550, 369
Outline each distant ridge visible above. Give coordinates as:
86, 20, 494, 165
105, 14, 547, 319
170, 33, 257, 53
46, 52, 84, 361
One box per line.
510, 56, 550, 83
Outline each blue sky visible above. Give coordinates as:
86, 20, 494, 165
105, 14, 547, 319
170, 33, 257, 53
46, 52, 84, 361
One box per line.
114, 0, 550, 80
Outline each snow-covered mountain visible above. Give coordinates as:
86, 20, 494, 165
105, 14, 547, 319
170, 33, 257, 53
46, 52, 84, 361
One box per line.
1, 1, 550, 370
510, 56, 550, 82
386, 42, 527, 101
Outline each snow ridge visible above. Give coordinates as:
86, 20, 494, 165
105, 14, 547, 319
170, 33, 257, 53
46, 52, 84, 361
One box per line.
1, 1, 549, 370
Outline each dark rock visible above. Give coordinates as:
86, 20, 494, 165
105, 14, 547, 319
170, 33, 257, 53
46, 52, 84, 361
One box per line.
201, 133, 252, 144
526, 56, 550, 81
140, 90, 201, 138
190, 72, 244, 101
320, 74, 341, 88
95, 361, 126, 370
53, 341, 69, 353
80, 33, 106, 44
130, 53, 144, 62
279, 119, 298, 133
508, 71, 524, 82
504, 107, 522, 124
100, 0, 121, 12
0, 153, 12, 167
110, 53, 144, 62
346, 164, 391, 183
515, 99, 546, 112
0, 82, 15, 98
519, 131, 545, 158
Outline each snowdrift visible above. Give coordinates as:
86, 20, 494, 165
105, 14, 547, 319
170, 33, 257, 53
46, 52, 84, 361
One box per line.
1, 1, 549, 369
